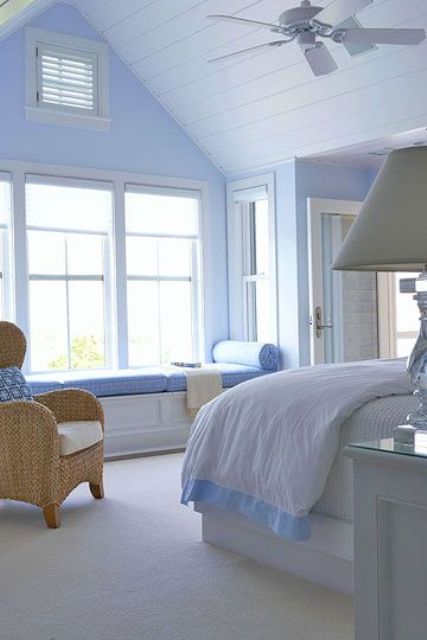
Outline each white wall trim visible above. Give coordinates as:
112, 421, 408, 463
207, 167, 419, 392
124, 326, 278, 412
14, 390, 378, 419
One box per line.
226, 173, 278, 344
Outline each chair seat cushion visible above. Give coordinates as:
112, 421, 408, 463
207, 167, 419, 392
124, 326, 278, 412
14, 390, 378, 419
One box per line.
57, 421, 103, 456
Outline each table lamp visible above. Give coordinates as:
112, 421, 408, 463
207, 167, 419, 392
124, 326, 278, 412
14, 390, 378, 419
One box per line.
333, 146, 427, 444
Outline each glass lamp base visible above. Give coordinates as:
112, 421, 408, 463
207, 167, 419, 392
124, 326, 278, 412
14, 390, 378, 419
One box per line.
395, 270, 427, 447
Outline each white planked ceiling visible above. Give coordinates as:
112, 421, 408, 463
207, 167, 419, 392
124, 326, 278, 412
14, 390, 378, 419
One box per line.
306, 126, 427, 168
23, 0, 427, 174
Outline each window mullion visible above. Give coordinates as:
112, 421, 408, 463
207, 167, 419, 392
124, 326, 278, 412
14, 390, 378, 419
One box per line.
12, 171, 30, 369
113, 180, 128, 369
156, 241, 162, 365
64, 235, 71, 369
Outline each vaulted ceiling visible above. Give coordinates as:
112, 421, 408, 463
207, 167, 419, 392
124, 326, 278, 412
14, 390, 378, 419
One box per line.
6, 0, 427, 174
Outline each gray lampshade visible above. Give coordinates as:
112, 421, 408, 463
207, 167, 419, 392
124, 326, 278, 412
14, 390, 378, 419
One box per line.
333, 147, 427, 272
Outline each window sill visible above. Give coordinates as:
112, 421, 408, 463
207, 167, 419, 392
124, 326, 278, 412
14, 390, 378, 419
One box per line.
25, 106, 111, 131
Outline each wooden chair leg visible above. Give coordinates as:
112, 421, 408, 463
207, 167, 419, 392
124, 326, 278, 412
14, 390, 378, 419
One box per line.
89, 479, 104, 500
43, 504, 60, 529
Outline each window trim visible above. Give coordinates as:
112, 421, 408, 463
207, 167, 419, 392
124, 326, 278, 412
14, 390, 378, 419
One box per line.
227, 173, 278, 344
0, 158, 207, 373
25, 27, 111, 131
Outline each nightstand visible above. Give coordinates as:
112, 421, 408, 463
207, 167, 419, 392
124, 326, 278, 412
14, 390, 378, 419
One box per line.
345, 436, 427, 640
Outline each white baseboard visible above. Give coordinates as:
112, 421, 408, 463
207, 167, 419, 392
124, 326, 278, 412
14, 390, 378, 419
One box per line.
100, 392, 192, 459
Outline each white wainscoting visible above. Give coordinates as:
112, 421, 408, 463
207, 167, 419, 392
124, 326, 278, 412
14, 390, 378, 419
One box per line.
100, 392, 192, 459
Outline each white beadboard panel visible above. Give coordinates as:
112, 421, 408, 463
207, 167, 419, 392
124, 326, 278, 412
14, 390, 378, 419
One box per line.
206, 64, 427, 161
85, 0, 160, 31
220, 81, 427, 172
101, 0, 207, 43
113, 0, 281, 64
187, 36, 427, 140
70, 0, 427, 174
166, 41, 422, 124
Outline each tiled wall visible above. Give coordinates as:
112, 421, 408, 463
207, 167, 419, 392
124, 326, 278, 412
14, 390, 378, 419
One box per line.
342, 270, 379, 362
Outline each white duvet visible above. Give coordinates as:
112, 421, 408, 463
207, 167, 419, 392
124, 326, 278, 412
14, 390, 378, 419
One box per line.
181, 359, 414, 541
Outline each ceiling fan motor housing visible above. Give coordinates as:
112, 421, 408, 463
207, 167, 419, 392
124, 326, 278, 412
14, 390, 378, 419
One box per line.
279, 6, 323, 30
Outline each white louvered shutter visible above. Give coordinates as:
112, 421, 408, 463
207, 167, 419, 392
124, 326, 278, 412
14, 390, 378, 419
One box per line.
37, 45, 98, 114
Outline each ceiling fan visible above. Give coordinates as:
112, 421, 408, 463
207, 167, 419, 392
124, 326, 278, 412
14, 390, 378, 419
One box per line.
207, 0, 426, 76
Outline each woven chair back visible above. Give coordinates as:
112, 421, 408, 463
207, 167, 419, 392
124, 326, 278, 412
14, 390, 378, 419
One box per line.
0, 321, 27, 369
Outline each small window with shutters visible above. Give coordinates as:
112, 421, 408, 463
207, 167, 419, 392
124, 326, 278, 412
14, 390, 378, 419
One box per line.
25, 28, 110, 131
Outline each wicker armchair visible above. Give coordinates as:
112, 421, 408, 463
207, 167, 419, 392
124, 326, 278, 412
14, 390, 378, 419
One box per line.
0, 321, 104, 528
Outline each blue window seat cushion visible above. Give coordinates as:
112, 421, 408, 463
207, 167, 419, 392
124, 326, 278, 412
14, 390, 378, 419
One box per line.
26, 373, 64, 395
26, 363, 270, 398
164, 363, 267, 393
59, 368, 167, 397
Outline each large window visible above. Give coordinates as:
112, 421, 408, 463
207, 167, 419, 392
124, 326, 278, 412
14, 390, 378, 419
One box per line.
0, 162, 205, 374
125, 187, 201, 366
25, 177, 113, 372
0, 174, 11, 318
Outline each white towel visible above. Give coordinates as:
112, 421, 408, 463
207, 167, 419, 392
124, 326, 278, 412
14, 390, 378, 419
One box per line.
185, 367, 222, 418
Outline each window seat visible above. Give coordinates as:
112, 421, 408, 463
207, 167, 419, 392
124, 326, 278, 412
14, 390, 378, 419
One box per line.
26, 363, 271, 398
25, 342, 279, 458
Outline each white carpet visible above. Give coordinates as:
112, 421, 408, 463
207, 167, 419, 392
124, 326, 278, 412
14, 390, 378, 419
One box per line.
0, 454, 353, 640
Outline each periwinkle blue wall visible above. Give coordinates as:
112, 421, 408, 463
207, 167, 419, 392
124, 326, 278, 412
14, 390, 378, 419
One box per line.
0, 2, 228, 357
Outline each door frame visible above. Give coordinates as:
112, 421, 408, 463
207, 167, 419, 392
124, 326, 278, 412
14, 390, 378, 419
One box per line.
307, 198, 363, 364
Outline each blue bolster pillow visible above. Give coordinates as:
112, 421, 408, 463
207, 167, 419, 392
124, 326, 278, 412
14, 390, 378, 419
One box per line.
212, 341, 279, 371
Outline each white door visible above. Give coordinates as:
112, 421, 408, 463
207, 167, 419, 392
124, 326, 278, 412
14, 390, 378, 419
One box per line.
307, 198, 419, 365
308, 198, 375, 365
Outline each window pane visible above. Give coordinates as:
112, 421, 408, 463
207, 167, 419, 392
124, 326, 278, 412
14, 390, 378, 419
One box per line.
68, 282, 105, 368
158, 239, 191, 278
28, 230, 66, 274
160, 281, 193, 364
126, 237, 157, 276
127, 281, 160, 366
255, 279, 271, 343
0, 177, 11, 226
67, 234, 104, 276
30, 281, 68, 370
254, 199, 269, 275
26, 182, 112, 233
125, 191, 198, 236
395, 272, 419, 334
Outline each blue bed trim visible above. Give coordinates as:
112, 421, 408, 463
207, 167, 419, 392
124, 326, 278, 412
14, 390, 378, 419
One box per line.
181, 478, 310, 542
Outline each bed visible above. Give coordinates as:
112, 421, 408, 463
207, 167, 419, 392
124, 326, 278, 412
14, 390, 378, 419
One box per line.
181, 359, 417, 594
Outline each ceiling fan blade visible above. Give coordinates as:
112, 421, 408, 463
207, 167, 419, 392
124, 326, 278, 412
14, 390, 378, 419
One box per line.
315, 0, 372, 27
304, 43, 338, 76
207, 15, 281, 32
342, 27, 426, 45
208, 41, 285, 64
336, 16, 376, 56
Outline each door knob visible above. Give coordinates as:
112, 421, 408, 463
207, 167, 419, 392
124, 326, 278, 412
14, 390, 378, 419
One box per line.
311, 306, 333, 339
